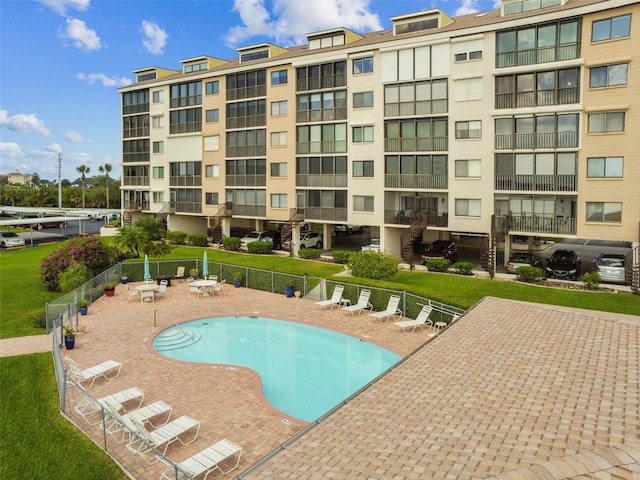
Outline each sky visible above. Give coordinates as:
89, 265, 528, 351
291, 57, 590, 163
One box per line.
0, 0, 499, 182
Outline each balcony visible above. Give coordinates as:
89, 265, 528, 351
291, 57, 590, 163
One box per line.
296, 174, 348, 188
225, 175, 266, 187
384, 99, 448, 117
385, 137, 448, 152
122, 176, 149, 186
385, 174, 448, 189
495, 86, 579, 109
385, 210, 448, 227
495, 131, 578, 150
496, 42, 579, 68
228, 205, 266, 217
495, 174, 576, 192
304, 207, 347, 222
296, 107, 347, 123
498, 214, 576, 236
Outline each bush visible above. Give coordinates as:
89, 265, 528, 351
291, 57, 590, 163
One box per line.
188, 233, 208, 246
58, 264, 93, 293
32, 308, 47, 329
582, 271, 601, 290
166, 231, 187, 245
223, 237, 241, 251
452, 261, 474, 275
348, 251, 399, 280
247, 241, 273, 254
425, 258, 450, 272
515, 266, 544, 283
332, 250, 352, 264
299, 248, 321, 260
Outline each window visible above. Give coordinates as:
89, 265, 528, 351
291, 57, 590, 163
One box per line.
588, 112, 625, 134
271, 100, 287, 116
152, 141, 164, 154
454, 50, 483, 62
455, 121, 482, 139
270, 162, 287, 177
496, 67, 580, 108
226, 99, 266, 128
241, 50, 269, 62
353, 195, 374, 212
296, 61, 346, 91
589, 64, 628, 88
205, 164, 219, 177
455, 160, 481, 178
271, 193, 287, 208
271, 131, 287, 146
204, 135, 219, 152
169, 108, 202, 134
453, 78, 483, 101
152, 90, 164, 103
353, 56, 373, 74
226, 69, 267, 101
455, 199, 481, 217
205, 109, 219, 123
226, 129, 267, 157
353, 160, 374, 177
586, 202, 622, 223
503, 0, 561, 15
587, 157, 623, 178
170, 81, 202, 108
153, 192, 164, 203
205, 192, 219, 205
123, 139, 149, 163
152, 115, 164, 129
152, 166, 164, 178
592, 14, 631, 42
205, 80, 219, 95
353, 91, 373, 108
271, 70, 288, 85
296, 123, 347, 154
184, 62, 207, 73
353, 125, 374, 143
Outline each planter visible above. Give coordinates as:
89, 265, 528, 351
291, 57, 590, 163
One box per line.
79, 306, 88, 316
233, 279, 241, 288
120, 276, 129, 284
104, 289, 115, 297
285, 286, 295, 298
294, 290, 301, 298
64, 336, 75, 350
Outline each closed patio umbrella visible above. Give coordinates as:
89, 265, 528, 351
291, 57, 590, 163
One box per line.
144, 255, 151, 281
202, 252, 208, 278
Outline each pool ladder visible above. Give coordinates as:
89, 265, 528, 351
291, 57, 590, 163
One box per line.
153, 309, 201, 351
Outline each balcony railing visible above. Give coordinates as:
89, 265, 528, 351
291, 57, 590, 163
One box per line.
495, 86, 579, 109
226, 85, 267, 101
384, 99, 448, 117
296, 141, 347, 155
498, 214, 576, 236
495, 131, 578, 150
229, 205, 266, 217
385, 210, 448, 227
384, 174, 448, 189
122, 176, 149, 186
385, 137, 448, 152
304, 207, 347, 222
225, 175, 266, 187
495, 174, 576, 192
296, 107, 348, 123
496, 42, 579, 68
296, 174, 348, 188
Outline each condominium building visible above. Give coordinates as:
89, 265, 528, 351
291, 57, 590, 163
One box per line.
119, 0, 639, 271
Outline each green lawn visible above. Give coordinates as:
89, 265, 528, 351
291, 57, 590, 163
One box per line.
0, 243, 638, 479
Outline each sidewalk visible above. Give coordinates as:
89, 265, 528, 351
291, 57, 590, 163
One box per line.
0, 333, 51, 358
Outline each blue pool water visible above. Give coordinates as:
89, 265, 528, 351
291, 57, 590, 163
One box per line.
152, 317, 401, 422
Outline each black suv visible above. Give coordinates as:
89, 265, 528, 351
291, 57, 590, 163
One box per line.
420, 240, 458, 265
545, 249, 581, 280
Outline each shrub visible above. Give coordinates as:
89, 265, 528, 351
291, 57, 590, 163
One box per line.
32, 308, 47, 329
299, 248, 321, 260
247, 241, 273, 254
223, 237, 241, 251
58, 264, 93, 293
515, 266, 544, 283
332, 250, 352, 264
582, 271, 601, 290
425, 258, 450, 272
188, 233, 208, 247
166, 231, 187, 245
348, 251, 399, 280
452, 261, 474, 275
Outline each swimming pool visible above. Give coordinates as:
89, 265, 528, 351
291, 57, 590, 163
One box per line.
152, 316, 401, 422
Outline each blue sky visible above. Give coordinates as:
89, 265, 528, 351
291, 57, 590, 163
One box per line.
0, 0, 498, 182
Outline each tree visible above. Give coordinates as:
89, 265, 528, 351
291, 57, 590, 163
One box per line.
98, 163, 113, 209
76, 165, 90, 210
31, 173, 41, 188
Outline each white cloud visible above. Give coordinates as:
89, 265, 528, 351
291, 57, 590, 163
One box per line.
77, 72, 133, 87
141, 20, 168, 55
38, 0, 90, 16
0, 142, 25, 159
455, 0, 482, 15
47, 142, 63, 154
61, 18, 101, 51
64, 130, 85, 143
224, 0, 383, 47
0, 109, 51, 136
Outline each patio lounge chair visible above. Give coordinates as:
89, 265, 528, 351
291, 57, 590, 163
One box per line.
104, 400, 173, 443
315, 285, 344, 310
75, 386, 145, 425
126, 415, 201, 458
394, 304, 433, 334
174, 266, 186, 283
341, 289, 373, 316
369, 295, 403, 324
64, 357, 122, 389
159, 439, 243, 479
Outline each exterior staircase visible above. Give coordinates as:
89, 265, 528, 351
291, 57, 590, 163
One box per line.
280, 208, 305, 252
208, 203, 232, 246
626, 243, 639, 294
481, 215, 509, 274
400, 214, 427, 264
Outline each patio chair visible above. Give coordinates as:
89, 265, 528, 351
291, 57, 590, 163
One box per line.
211, 279, 226, 296
341, 289, 373, 316
140, 290, 155, 303
188, 286, 203, 299
159, 439, 243, 479
156, 280, 168, 298
64, 357, 122, 389
75, 386, 145, 425
174, 266, 186, 283
315, 285, 344, 310
127, 285, 140, 303
104, 400, 173, 443
369, 295, 403, 324
394, 304, 433, 334
126, 415, 201, 458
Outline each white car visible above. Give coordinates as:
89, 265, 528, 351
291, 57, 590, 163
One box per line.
240, 230, 279, 248
361, 238, 381, 252
0, 231, 25, 248
299, 232, 323, 249
334, 224, 363, 235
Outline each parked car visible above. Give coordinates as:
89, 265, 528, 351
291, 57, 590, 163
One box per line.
240, 230, 281, 249
0, 231, 25, 248
101, 212, 120, 222
545, 249, 581, 280
277, 221, 309, 231
29, 218, 67, 230
505, 252, 544, 274
361, 238, 381, 252
420, 240, 458, 265
299, 232, 323, 249
594, 253, 626, 284
334, 224, 363, 235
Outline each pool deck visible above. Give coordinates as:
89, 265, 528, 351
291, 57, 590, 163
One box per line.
44, 282, 640, 478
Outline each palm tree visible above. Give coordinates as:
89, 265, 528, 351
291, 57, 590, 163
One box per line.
98, 163, 113, 209
76, 165, 90, 210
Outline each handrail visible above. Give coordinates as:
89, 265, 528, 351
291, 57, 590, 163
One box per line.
153, 309, 183, 330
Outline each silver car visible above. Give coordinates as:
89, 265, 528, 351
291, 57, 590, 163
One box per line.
594, 253, 626, 284
0, 231, 25, 248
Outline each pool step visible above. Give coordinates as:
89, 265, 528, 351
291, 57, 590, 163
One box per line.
154, 327, 201, 351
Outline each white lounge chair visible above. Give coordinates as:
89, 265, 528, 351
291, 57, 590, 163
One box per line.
394, 304, 433, 333
65, 357, 122, 389
127, 285, 140, 302
159, 439, 243, 479
105, 401, 173, 443
211, 279, 226, 296
156, 279, 168, 298
341, 289, 373, 316
369, 295, 403, 324
75, 386, 145, 425
126, 415, 200, 458
315, 285, 344, 310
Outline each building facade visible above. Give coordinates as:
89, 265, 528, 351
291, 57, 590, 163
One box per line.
119, 0, 640, 268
